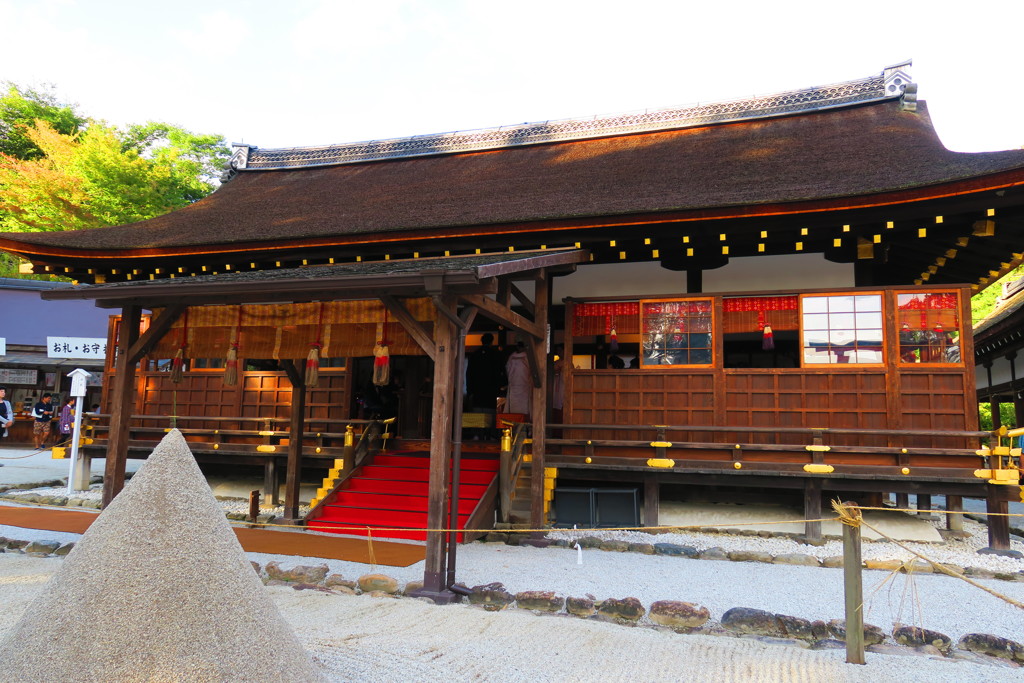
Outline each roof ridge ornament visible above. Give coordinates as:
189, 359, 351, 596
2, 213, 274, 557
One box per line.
883, 59, 914, 97
220, 143, 255, 184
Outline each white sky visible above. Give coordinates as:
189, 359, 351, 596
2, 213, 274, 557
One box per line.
2, 0, 1023, 152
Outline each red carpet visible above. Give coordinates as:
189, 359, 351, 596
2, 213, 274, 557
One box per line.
0, 505, 425, 567
308, 451, 499, 542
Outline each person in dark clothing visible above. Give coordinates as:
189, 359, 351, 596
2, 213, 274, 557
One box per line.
0, 387, 13, 439
466, 333, 506, 413
32, 393, 55, 449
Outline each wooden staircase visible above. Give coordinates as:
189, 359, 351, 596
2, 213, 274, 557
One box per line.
305, 451, 500, 542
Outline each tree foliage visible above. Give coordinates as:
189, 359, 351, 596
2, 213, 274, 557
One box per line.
0, 82, 86, 160
971, 266, 1024, 326
0, 83, 231, 277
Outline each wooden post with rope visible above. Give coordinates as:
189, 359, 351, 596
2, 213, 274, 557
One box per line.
837, 500, 866, 665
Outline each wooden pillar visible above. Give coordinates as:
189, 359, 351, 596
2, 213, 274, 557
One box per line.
528, 271, 549, 542
986, 484, 1011, 551
686, 268, 702, 294
264, 458, 279, 506
102, 305, 142, 508
895, 492, 909, 509
644, 476, 660, 527
945, 494, 964, 532
916, 493, 932, 517
803, 478, 823, 542
420, 296, 456, 599
279, 360, 305, 523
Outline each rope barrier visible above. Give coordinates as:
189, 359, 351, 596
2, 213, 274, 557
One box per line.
833, 499, 1024, 612
856, 505, 1024, 519
0, 438, 76, 460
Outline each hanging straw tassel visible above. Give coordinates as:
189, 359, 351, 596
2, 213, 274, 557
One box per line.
223, 342, 239, 386
170, 347, 185, 383
223, 306, 242, 387
305, 342, 322, 388
170, 308, 189, 384
372, 342, 390, 386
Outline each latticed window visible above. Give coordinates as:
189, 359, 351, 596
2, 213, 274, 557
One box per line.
896, 292, 960, 364
640, 299, 713, 367
801, 294, 883, 365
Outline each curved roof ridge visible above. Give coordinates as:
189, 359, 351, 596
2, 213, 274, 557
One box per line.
236, 66, 906, 172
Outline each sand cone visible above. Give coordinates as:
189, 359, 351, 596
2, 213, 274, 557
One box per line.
0, 430, 325, 682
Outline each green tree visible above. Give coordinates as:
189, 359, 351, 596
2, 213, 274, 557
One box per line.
971, 266, 1024, 326
978, 401, 1016, 432
0, 119, 229, 234
0, 83, 230, 277
0, 82, 86, 160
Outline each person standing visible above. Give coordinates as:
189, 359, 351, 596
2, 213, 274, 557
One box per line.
466, 333, 505, 413
505, 342, 531, 416
0, 387, 13, 439
58, 397, 76, 446
32, 393, 55, 449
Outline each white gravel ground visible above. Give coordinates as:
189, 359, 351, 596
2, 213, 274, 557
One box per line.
0, 554, 1022, 682
8, 516, 1019, 646
2, 490, 1023, 659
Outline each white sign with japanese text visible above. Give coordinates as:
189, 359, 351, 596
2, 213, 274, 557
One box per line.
47, 337, 107, 359
0, 337, 5, 355
0, 368, 38, 385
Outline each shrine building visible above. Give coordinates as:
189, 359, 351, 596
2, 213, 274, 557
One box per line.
2, 60, 1023, 601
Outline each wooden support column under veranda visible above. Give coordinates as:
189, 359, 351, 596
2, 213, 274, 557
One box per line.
803, 478, 823, 542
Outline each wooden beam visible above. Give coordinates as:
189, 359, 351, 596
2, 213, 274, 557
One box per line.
460, 293, 543, 339
279, 359, 305, 522
103, 305, 142, 508
380, 294, 436, 361
508, 281, 535, 317
127, 303, 185, 364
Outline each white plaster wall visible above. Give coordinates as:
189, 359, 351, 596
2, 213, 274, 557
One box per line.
978, 355, 1016, 390
702, 253, 854, 292
552, 262, 687, 301
550, 253, 854, 302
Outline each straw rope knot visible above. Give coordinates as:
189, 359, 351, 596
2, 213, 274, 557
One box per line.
832, 499, 863, 527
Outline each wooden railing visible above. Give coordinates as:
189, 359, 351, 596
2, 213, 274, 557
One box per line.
80, 413, 389, 461
304, 417, 394, 519
543, 422, 999, 480
498, 422, 529, 523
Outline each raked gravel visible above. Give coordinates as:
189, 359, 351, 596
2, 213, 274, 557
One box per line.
2, 489, 1023, 650
1, 554, 1022, 683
